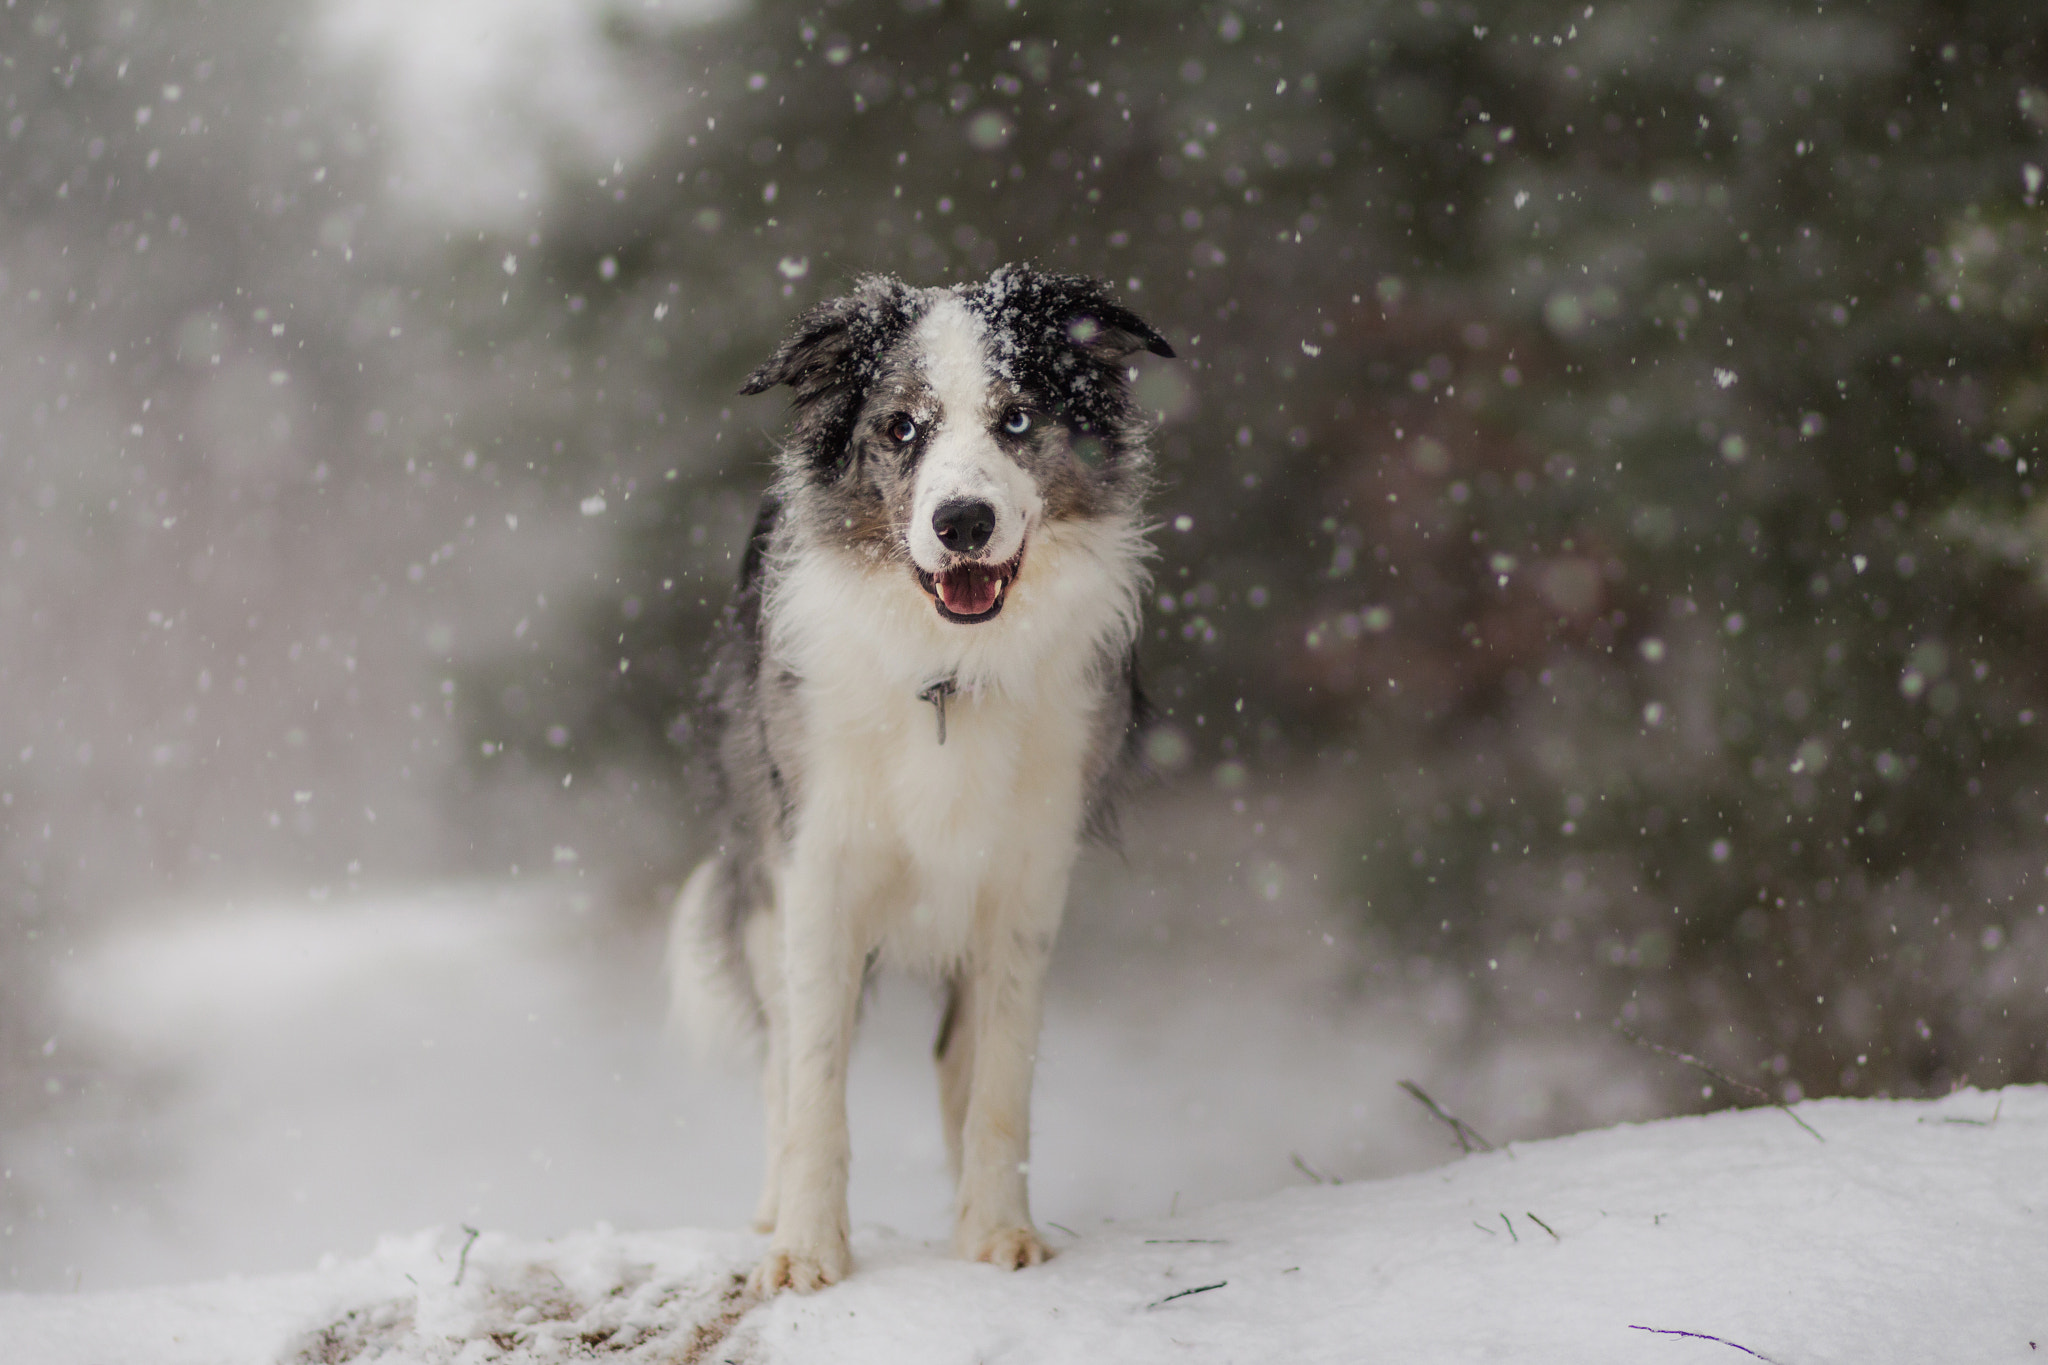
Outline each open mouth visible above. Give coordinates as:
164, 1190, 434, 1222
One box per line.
915, 547, 1024, 623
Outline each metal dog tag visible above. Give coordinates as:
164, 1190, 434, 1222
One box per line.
918, 677, 959, 745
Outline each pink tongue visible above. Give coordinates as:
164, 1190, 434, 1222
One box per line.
939, 565, 1000, 615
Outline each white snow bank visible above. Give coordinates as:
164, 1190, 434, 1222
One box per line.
30, 774, 1644, 1296
13, 873, 1470, 1293
7, 1087, 2041, 1364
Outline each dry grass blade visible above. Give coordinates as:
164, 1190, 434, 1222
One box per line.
1289, 1152, 1337, 1184
1146, 1281, 1227, 1310
454, 1225, 482, 1287
1939, 1093, 2005, 1126
1612, 1024, 1824, 1143
1628, 1324, 1785, 1363
1398, 1080, 1495, 1153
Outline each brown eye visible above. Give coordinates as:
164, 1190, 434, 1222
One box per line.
1001, 408, 1032, 436
889, 416, 918, 443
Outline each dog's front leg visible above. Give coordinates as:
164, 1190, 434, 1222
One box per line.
748, 853, 865, 1295
951, 873, 1067, 1270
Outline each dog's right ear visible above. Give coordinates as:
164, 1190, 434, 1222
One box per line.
740, 294, 857, 397
740, 275, 913, 395
740, 277, 914, 474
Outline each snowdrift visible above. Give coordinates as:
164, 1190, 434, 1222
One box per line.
6, 1087, 2042, 1364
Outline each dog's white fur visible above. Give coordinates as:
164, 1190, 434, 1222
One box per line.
905, 298, 1039, 574
671, 283, 1153, 1295
744, 535, 1136, 1289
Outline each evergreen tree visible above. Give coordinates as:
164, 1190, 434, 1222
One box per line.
469, 0, 2048, 1102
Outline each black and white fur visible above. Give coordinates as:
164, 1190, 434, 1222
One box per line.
669, 265, 1172, 1294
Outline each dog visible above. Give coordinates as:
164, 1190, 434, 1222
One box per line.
667, 264, 1173, 1294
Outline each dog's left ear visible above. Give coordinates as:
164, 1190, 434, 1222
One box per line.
1060, 289, 1176, 363
977, 265, 1175, 363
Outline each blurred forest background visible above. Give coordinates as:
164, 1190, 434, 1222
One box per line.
5, 0, 2048, 1251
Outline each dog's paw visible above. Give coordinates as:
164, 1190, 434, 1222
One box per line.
747, 1241, 850, 1296
967, 1225, 1053, 1271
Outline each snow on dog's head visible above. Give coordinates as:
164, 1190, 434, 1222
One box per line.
741, 265, 1172, 627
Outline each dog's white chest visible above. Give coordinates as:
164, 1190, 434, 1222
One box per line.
802, 671, 1094, 968
764, 529, 1139, 970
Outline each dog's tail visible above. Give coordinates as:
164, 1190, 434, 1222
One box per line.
666, 856, 763, 1063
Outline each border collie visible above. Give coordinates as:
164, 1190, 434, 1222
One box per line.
668, 265, 1173, 1293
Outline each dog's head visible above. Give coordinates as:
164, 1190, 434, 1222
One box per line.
742, 265, 1172, 625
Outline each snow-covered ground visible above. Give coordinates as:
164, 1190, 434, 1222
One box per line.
6, 1086, 2042, 1363
10, 783, 1644, 1295
23, 785, 2021, 1363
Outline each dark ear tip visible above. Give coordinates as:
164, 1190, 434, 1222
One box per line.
738, 371, 776, 396
1146, 337, 1177, 359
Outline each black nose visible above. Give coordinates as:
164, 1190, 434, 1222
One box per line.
932, 499, 996, 554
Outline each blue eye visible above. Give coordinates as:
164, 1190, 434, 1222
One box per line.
889, 416, 918, 443
1001, 408, 1032, 436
